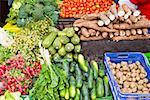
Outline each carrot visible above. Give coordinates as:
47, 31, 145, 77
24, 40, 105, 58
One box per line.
73, 20, 118, 32
112, 34, 150, 41
137, 29, 142, 35
131, 29, 137, 35
88, 29, 97, 36
142, 28, 148, 35
119, 30, 126, 36
96, 31, 100, 36
81, 27, 90, 37
98, 20, 104, 26
99, 12, 110, 25
125, 30, 131, 37
109, 33, 114, 38
80, 35, 103, 41
102, 32, 108, 38
130, 15, 138, 23
106, 11, 115, 21
118, 6, 125, 17
125, 19, 132, 25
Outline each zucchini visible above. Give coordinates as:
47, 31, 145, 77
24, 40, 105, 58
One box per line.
78, 54, 88, 72
88, 69, 94, 89
74, 89, 80, 100
62, 60, 69, 77
60, 35, 70, 44
91, 81, 96, 100
74, 45, 81, 53
42, 32, 57, 48
69, 76, 76, 98
73, 54, 78, 61
75, 64, 83, 88
53, 37, 62, 50
71, 34, 80, 45
58, 46, 67, 56
98, 62, 105, 78
48, 46, 56, 55
58, 31, 66, 36
65, 43, 74, 52
91, 60, 98, 79
96, 78, 104, 97
103, 76, 111, 96
82, 83, 89, 100
64, 53, 73, 61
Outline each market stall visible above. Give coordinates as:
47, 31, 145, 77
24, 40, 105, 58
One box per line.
0, 0, 150, 100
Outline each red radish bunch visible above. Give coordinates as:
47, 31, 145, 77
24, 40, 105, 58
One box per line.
0, 54, 42, 95
59, 0, 114, 18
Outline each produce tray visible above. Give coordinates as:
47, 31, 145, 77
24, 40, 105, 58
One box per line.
104, 52, 150, 100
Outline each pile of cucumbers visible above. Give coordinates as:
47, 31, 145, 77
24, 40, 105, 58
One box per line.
57, 54, 113, 100
42, 28, 81, 60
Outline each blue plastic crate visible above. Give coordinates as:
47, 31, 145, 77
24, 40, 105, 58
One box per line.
104, 52, 150, 100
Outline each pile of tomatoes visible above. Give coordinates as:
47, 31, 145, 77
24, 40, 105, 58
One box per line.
0, 54, 41, 95
59, 0, 114, 18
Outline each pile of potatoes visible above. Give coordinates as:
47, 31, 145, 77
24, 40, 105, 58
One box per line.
108, 60, 150, 94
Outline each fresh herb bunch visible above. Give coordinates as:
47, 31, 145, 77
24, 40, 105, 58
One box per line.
8, 19, 55, 62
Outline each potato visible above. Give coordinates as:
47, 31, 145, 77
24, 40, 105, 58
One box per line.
138, 85, 144, 90
142, 87, 149, 92
138, 80, 144, 85
143, 78, 148, 83
130, 82, 136, 88
147, 83, 150, 88
121, 61, 128, 67
131, 72, 137, 77
118, 79, 124, 85
122, 76, 126, 81
116, 63, 121, 69
136, 69, 140, 74
112, 63, 117, 68
143, 90, 149, 94
122, 65, 128, 71
136, 76, 140, 81
140, 73, 146, 79
132, 87, 137, 93
132, 78, 136, 82
135, 61, 140, 65
124, 81, 130, 88
123, 71, 127, 75
119, 85, 123, 88
112, 69, 116, 75
137, 91, 143, 93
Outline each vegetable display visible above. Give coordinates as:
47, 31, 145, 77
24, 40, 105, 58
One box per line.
74, 4, 150, 41
42, 27, 81, 61
59, 0, 114, 18
6, 0, 59, 27
108, 60, 150, 94
0, 54, 41, 95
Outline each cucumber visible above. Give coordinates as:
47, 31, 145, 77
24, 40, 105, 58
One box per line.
42, 32, 57, 48
63, 60, 69, 78
91, 81, 96, 100
78, 54, 88, 72
60, 35, 70, 44
74, 45, 81, 53
96, 78, 104, 97
71, 34, 80, 45
91, 60, 98, 79
103, 76, 111, 96
60, 89, 66, 97
48, 46, 56, 55
74, 89, 80, 100
65, 43, 74, 52
53, 37, 62, 50
65, 88, 69, 100
58, 46, 67, 56
88, 69, 94, 89
82, 83, 89, 100
75, 64, 83, 88
98, 62, 105, 77
69, 76, 76, 98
